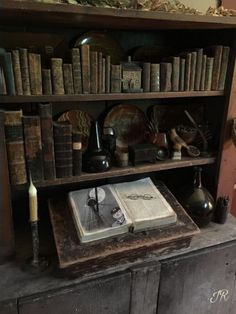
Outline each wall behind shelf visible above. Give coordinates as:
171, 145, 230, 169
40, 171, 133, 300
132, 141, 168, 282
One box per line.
180, 0, 219, 13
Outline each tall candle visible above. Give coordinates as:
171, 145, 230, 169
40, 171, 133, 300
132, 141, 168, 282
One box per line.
28, 178, 38, 222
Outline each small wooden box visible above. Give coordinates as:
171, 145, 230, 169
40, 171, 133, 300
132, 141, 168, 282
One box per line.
129, 143, 157, 166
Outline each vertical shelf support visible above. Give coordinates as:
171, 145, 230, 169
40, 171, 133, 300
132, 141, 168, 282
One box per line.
0, 111, 15, 262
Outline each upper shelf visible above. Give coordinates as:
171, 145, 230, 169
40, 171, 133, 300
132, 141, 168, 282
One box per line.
1, 1, 236, 30
0, 91, 224, 103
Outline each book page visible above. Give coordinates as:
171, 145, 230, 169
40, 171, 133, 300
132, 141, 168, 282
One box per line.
112, 178, 177, 229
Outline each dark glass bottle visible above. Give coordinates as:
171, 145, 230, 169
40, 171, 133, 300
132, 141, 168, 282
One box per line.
178, 167, 215, 227
83, 120, 111, 173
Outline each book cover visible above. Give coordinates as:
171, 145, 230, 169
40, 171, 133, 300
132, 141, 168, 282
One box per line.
51, 58, 65, 95
4, 110, 27, 185
102, 57, 106, 93
205, 57, 214, 91
189, 51, 197, 91
150, 63, 160, 92
68, 177, 177, 243
11, 50, 23, 95
19, 48, 31, 95
81, 45, 90, 94
179, 58, 185, 92
171, 56, 180, 92
23, 115, 44, 182
218, 46, 230, 91
0, 66, 7, 95
39, 103, 56, 180
184, 52, 191, 91
200, 54, 207, 91
194, 48, 203, 91
28, 53, 42, 95
98, 51, 103, 94
110, 64, 121, 93
142, 62, 151, 92
0, 48, 16, 95
42, 68, 52, 95
160, 62, 172, 92
105, 55, 111, 93
71, 48, 82, 94
63, 63, 74, 94
90, 51, 98, 94
206, 45, 223, 90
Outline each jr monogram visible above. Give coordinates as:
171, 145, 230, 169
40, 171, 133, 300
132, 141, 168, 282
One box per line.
210, 289, 229, 303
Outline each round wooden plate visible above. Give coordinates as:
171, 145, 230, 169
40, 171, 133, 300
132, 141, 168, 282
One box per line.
103, 104, 148, 150
57, 110, 92, 151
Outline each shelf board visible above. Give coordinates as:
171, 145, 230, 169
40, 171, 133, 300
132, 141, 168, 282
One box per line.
0, 91, 224, 103
1, 1, 236, 30
13, 156, 216, 190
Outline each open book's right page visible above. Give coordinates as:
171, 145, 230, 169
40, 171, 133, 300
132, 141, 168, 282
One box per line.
112, 177, 177, 231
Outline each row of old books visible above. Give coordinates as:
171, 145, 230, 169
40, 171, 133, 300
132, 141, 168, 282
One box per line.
4, 104, 82, 186
0, 44, 230, 96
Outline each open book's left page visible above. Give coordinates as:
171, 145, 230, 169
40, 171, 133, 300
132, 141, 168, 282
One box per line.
68, 185, 132, 243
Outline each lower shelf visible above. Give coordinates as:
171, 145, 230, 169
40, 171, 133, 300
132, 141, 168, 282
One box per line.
49, 181, 200, 271
15, 156, 215, 190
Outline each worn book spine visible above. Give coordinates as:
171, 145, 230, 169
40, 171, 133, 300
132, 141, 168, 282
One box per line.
194, 48, 203, 91
0, 67, 7, 95
51, 58, 65, 95
172, 56, 180, 92
63, 63, 74, 94
0, 49, 16, 95
4, 110, 27, 185
211, 45, 223, 90
105, 55, 111, 93
53, 121, 73, 178
19, 48, 31, 95
200, 54, 207, 91
205, 57, 214, 91
111, 64, 121, 93
28, 53, 42, 95
184, 53, 191, 91
71, 48, 82, 94
160, 62, 172, 92
179, 58, 185, 92
81, 45, 90, 94
90, 51, 98, 94
102, 57, 106, 93
142, 62, 151, 92
39, 103, 56, 180
189, 51, 197, 91
11, 50, 23, 95
98, 52, 103, 94
150, 63, 160, 92
218, 46, 230, 91
42, 69, 52, 95
23, 115, 44, 182
72, 131, 82, 176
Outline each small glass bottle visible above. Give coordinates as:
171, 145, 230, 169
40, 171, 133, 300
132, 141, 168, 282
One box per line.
178, 167, 215, 227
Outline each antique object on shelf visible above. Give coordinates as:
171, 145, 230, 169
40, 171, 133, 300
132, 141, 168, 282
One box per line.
176, 125, 197, 144
83, 120, 111, 173
129, 143, 157, 166
213, 195, 230, 224
122, 56, 142, 93
74, 30, 125, 64
177, 167, 215, 228
57, 109, 92, 151
104, 104, 148, 150
102, 126, 116, 157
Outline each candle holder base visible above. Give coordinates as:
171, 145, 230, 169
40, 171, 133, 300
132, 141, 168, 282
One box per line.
23, 255, 50, 274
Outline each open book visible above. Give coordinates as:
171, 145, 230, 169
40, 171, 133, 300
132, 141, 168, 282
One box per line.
68, 177, 177, 243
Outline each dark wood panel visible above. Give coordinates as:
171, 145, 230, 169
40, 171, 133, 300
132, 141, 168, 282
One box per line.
19, 272, 131, 314
0, 91, 224, 103
12, 157, 216, 190
130, 263, 160, 314
0, 300, 18, 314
158, 242, 236, 314
1, 1, 236, 30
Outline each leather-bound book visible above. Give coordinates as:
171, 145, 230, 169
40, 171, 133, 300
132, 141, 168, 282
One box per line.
23, 115, 44, 182
102, 57, 106, 93
160, 62, 172, 92
179, 58, 185, 92
200, 54, 207, 91
111, 64, 121, 93
218, 46, 230, 91
194, 48, 203, 91
53, 121, 72, 178
28, 53, 42, 95
42, 69, 52, 95
39, 103, 56, 180
0, 67, 7, 95
4, 110, 27, 185
209, 45, 223, 90
150, 63, 160, 92
105, 55, 111, 93
51, 58, 64, 95
63, 63, 74, 94
90, 51, 98, 94
71, 48, 82, 94
205, 57, 214, 91
98, 51, 103, 94
11, 50, 23, 95
0, 48, 15, 95
184, 52, 191, 91
142, 62, 151, 92
189, 51, 197, 91
19, 48, 31, 95
81, 45, 90, 94
171, 56, 180, 92
72, 131, 82, 176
